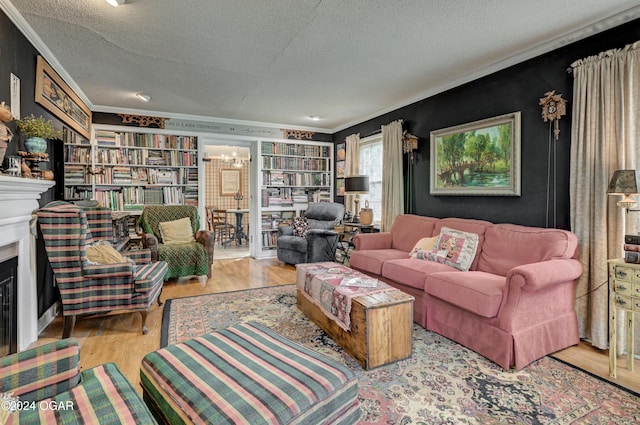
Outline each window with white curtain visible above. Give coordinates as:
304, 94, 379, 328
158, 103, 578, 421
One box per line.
359, 134, 383, 224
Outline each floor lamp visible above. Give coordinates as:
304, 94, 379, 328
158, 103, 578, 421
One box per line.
345, 175, 369, 223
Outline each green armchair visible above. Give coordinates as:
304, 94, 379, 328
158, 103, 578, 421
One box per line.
139, 205, 215, 280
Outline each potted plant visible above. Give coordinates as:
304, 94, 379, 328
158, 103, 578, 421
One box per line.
15, 114, 61, 153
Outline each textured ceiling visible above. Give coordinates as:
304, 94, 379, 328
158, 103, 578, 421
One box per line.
4, 0, 640, 132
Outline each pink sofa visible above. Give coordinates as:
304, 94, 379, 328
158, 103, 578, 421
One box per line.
349, 214, 582, 370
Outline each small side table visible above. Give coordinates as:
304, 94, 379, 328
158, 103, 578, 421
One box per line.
608, 259, 639, 378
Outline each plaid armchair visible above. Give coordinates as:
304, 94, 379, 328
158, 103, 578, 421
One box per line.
138, 205, 215, 280
36, 201, 167, 338
0, 338, 157, 424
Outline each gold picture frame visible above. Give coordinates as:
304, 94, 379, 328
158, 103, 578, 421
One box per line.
35, 56, 92, 139
430, 111, 521, 196
220, 168, 241, 195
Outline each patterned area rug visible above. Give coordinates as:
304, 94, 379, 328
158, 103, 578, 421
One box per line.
161, 285, 640, 424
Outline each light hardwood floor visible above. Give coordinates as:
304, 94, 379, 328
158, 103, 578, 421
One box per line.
33, 257, 639, 396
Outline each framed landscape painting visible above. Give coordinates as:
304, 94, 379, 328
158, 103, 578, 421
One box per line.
430, 111, 521, 196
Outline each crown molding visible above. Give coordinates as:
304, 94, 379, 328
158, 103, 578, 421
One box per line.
92, 105, 333, 134
332, 5, 640, 133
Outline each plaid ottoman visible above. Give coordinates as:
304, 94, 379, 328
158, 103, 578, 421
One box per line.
140, 322, 360, 425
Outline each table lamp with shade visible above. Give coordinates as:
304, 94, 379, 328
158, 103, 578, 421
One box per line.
607, 169, 639, 211
344, 175, 369, 223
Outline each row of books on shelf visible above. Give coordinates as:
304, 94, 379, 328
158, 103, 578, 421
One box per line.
261, 142, 330, 158
261, 188, 330, 208
261, 232, 279, 248
262, 171, 331, 186
262, 156, 329, 172
624, 234, 640, 263
65, 145, 91, 164
261, 211, 295, 230
93, 147, 197, 167
63, 128, 89, 145
67, 166, 198, 186
64, 186, 198, 211
95, 130, 197, 150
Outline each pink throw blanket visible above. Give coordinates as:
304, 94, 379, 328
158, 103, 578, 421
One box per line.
296, 262, 394, 331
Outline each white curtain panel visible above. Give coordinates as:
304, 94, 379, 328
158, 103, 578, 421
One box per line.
570, 40, 640, 351
381, 120, 405, 232
345, 133, 360, 215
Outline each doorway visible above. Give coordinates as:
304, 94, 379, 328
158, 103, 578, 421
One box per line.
201, 139, 252, 260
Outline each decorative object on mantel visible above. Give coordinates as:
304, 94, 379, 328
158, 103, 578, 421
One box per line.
539, 90, 567, 228
17, 151, 51, 179
0, 101, 14, 167
118, 113, 167, 128
15, 114, 61, 153
234, 191, 244, 209
281, 129, 315, 140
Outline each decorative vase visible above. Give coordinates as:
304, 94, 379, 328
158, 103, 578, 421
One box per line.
24, 136, 47, 153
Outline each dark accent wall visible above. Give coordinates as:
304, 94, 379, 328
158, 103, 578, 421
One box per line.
0, 9, 65, 318
334, 18, 640, 230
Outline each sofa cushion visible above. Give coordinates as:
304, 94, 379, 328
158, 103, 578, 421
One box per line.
433, 217, 491, 270
382, 258, 458, 290
350, 249, 408, 275
390, 215, 439, 252
425, 271, 506, 318
478, 224, 579, 276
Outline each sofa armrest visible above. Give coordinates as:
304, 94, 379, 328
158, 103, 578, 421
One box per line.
0, 339, 81, 402
353, 231, 393, 250
506, 259, 583, 292
83, 262, 133, 278
122, 248, 152, 264
196, 230, 215, 269
278, 225, 293, 237
496, 258, 583, 332
141, 233, 159, 262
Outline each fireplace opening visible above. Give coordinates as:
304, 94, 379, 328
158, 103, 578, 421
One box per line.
0, 256, 18, 357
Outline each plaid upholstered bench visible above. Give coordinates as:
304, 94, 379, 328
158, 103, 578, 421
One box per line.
0, 338, 156, 424
140, 321, 361, 424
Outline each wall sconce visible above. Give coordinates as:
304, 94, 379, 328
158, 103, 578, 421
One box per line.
607, 169, 638, 211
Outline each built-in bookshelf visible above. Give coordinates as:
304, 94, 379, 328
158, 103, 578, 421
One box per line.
63, 126, 199, 212
258, 140, 333, 257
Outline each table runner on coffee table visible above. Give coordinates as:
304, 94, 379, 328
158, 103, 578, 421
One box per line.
296, 262, 395, 331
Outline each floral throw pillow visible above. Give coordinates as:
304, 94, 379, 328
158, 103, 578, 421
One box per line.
426, 227, 479, 271
292, 216, 310, 238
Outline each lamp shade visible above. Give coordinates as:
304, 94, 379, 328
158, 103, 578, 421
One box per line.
344, 175, 369, 193
607, 170, 638, 195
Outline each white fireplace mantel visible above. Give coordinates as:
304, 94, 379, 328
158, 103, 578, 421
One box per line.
0, 175, 55, 351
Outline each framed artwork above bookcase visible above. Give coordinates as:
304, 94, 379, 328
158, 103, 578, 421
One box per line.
63, 124, 200, 212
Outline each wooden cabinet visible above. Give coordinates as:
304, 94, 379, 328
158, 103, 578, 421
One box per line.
63, 125, 199, 212
608, 259, 640, 377
258, 140, 333, 257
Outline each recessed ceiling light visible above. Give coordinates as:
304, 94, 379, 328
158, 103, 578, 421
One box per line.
106, 0, 126, 6
309, 115, 321, 121
136, 93, 151, 102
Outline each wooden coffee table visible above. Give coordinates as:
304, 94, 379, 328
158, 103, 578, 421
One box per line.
296, 263, 414, 369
